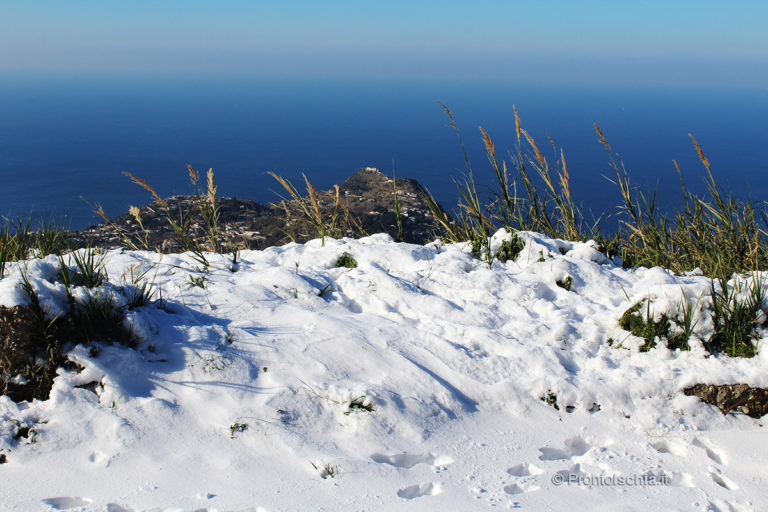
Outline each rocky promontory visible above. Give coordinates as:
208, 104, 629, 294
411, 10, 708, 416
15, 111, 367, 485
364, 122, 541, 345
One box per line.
69, 167, 445, 251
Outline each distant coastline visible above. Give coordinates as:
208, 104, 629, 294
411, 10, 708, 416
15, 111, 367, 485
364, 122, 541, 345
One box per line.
68, 167, 442, 250
3, 77, 767, 230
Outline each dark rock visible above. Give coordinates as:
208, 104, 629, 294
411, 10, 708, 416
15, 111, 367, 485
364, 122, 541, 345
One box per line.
684, 383, 768, 418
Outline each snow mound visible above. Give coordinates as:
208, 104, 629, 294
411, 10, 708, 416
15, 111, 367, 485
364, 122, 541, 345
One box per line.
1, 231, 767, 511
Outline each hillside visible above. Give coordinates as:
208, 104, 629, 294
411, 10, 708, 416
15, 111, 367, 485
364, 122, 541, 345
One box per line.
1, 230, 767, 510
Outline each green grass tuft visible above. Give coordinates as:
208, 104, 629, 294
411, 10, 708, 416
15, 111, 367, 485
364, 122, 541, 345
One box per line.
618, 300, 672, 352
335, 252, 358, 268
345, 395, 375, 414
540, 391, 559, 410
1, 218, 70, 279
188, 274, 206, 289
707, 276, 765, 357
556, 276, 573, 291
230, 422, 248, 438
496, 235, 525, 264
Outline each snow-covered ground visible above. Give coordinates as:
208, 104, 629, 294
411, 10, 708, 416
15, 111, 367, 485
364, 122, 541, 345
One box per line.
1, 230, 767, 511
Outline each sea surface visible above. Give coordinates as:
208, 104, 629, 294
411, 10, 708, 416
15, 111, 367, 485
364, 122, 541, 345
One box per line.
1, 72, 767, 232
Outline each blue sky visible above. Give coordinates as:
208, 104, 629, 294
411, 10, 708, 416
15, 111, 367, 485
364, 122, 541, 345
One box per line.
1, 1, 766, 86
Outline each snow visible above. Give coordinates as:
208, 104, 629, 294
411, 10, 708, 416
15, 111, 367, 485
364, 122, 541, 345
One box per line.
1, 230, 767, 511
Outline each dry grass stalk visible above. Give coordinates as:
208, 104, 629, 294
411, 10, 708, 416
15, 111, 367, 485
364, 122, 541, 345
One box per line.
521, 129, 547, 170
206, 168, 217, 208
480, 126, 495, 162
305, 175, 322, 221
93, 204, 146, 251
123, 172, 167, 208
559, 149, 569, 193
270, 172, 343, 244
594, 123, 611, 152
94, 204, 110, 224
129, 206, 142, 223
187, 164, 199, 186
546, 134, 557, 153
689, 134, 710, 173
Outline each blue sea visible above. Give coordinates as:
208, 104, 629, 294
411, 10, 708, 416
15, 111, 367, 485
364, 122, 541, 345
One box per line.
1, 72, 767, 232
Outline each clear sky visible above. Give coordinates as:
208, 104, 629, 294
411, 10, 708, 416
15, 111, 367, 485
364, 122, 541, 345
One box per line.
1, 1, 767, 87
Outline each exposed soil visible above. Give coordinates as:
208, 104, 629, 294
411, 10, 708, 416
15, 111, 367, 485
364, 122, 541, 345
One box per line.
0, 305, 57, 402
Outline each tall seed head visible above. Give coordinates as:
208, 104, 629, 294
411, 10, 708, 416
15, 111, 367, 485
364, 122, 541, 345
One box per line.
479, 126, 496, 161
206, 168, 217, 206
129, 206, 142, 223
560, 149, 569, 185
94, 204, 110, 222
188, 164, 199, 186
304, 174, 321, 217
689, 134, 710, 172
124, 172, 167, 207
594, 123, 610, 151
521, 129, 547, 170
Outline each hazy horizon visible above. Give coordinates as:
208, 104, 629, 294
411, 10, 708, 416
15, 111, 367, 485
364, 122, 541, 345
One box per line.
2, 1, 767, 88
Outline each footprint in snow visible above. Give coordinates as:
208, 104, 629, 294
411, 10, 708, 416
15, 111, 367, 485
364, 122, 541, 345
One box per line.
503, 483, 525, 495
42, 497, 92, 510
373, 452, 452, 500
503, 481, 541, 495
651, 439, 688, 457
692, 437, 727, 465
106, 505, 135, 512
397, 482, 442, 499
371, 452, 454, 469
503, 464, 544, 495
88, 450, 111, 467
538, 437, 592, 461
710, 469, 739, 491
507, 463, 544, 477
707, 498, 754, 512
666, 471, 696, 488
